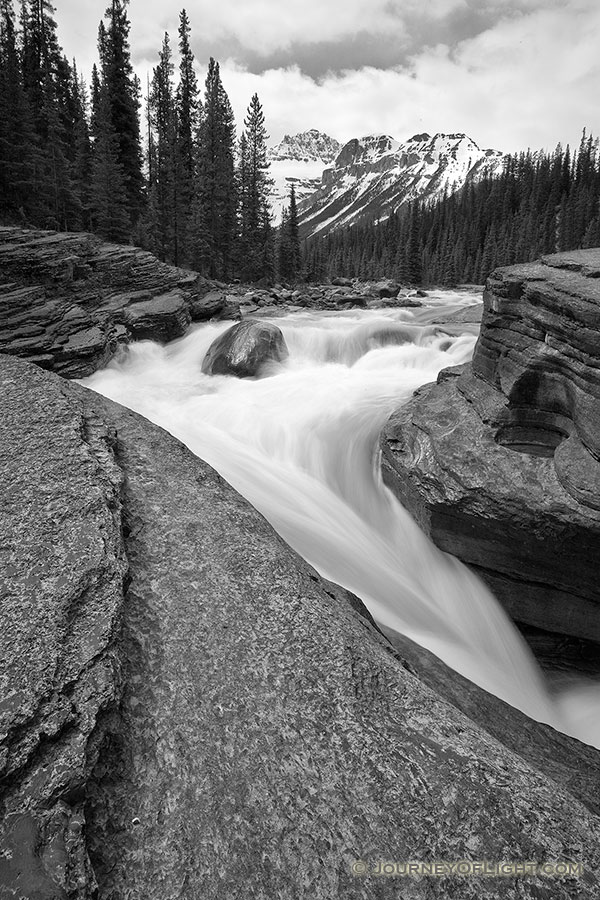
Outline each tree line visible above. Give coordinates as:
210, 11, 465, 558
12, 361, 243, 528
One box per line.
303, 133, 600, 285
0, 0, 301, 282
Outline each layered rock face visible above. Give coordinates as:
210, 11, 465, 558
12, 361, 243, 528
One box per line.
0, 227, 222, 377
382, 249, 600, 641
3, 353, 600, 898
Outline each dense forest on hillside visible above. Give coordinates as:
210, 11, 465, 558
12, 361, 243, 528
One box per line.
0, 0, 300, 281
1, 1, 598, 287
303, 135, 600, 285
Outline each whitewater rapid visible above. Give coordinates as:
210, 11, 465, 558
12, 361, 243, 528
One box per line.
81, 294, 600, 748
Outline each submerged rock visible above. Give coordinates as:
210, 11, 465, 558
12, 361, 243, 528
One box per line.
201, 318, 289, 377
382, 249, 600, 641
2, 353, 600, 899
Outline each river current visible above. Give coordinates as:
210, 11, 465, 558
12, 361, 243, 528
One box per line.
81, 291, 600, 749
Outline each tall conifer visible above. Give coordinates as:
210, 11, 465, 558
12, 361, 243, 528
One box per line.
175, 8, 199, 266
194, 57, 236, 278
102, 0, 144, 223
0, 0, 36, 221
238, 92, 272, 280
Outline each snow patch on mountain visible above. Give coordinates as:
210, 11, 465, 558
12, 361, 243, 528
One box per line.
297, 131, 504, 237
268, 130, 341, 223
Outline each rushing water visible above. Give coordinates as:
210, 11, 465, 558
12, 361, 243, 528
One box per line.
82, 292, 600, 748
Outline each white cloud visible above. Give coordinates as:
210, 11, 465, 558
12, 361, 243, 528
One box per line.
55, 0, 600, 155
219, 0, 600, 153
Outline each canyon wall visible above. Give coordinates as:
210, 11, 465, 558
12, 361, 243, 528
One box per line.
382, 249, 600, 641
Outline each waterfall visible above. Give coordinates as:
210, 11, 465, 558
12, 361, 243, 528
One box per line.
81, 297, 600, 748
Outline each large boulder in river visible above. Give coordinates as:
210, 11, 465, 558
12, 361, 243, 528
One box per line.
381, 249, 600, 641
2, 353, 600, 899
201, 318, 289, 377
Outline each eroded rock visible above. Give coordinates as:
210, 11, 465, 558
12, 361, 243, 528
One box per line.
0, 227, 219, 376
382, 250, 600, 640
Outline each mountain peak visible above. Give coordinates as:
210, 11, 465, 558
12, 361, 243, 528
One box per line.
268, 130, 342, 222
269, 130, 341, 164
296, 130, 505, 237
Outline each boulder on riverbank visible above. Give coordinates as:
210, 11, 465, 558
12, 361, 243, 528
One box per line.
0, 227, 219, 377
2, 352, 600, 899
201, 318, 289, 377
381, 249, 600, 641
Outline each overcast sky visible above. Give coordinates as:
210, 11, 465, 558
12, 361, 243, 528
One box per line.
55, 0, 599, 154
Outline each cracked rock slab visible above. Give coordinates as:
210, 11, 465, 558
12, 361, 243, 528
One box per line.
2, 354, 600, 899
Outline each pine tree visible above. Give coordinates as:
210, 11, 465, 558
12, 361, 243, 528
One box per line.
102, 0, 144, 223
90, 83, 130, 241
238, 92, 272, 280
278, 184, 301, 282
194, 57, 236, 278
71, 67, 93, 230
146, 32, 177, 262
175, 8, 199, 266
19, 0, 80, 229
0, 0, 36, 221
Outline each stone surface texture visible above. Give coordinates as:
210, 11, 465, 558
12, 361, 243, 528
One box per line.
201, 317, 289, 377
0, 357, 127, 897
0, 227, 217, 377
382, 249, 600, 640
2, 353, 600, 898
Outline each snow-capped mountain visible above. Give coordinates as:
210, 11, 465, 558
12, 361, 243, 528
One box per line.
297, 132, 504, 237
268, 130, 341, 222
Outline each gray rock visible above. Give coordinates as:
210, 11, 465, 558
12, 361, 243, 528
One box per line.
330, 293, 368, 308
201, 318, 289, 377
374, 279, 402, 298
0, 359, 600, 900
118, 290, 191, 341
0, 227, 218, 376
381, 250, 600, 640
189, 289, 226, 320
2, 353, 600, 898
0, 356, 127, 898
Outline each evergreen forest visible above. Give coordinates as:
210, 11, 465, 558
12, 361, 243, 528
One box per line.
303, 135, 600, 285
0, 0, 300, 281
1, 0, 598, 286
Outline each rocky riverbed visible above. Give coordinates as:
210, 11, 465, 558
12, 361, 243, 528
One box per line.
0, 227, 480, 378
2, 353, 600, 899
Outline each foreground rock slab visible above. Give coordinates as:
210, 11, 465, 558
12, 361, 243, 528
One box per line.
2, 354, 600, 898
382, 249, 600, 640
0, 357, 127, 896
201, 317, 289, 377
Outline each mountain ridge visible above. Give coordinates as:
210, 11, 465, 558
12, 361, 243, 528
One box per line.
295, 130, 505, 237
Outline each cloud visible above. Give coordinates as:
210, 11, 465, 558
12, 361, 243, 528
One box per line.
55, 0, 600, 157
217, 0, 600, 154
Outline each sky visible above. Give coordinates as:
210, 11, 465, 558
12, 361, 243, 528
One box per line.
54, 0, 600, 155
